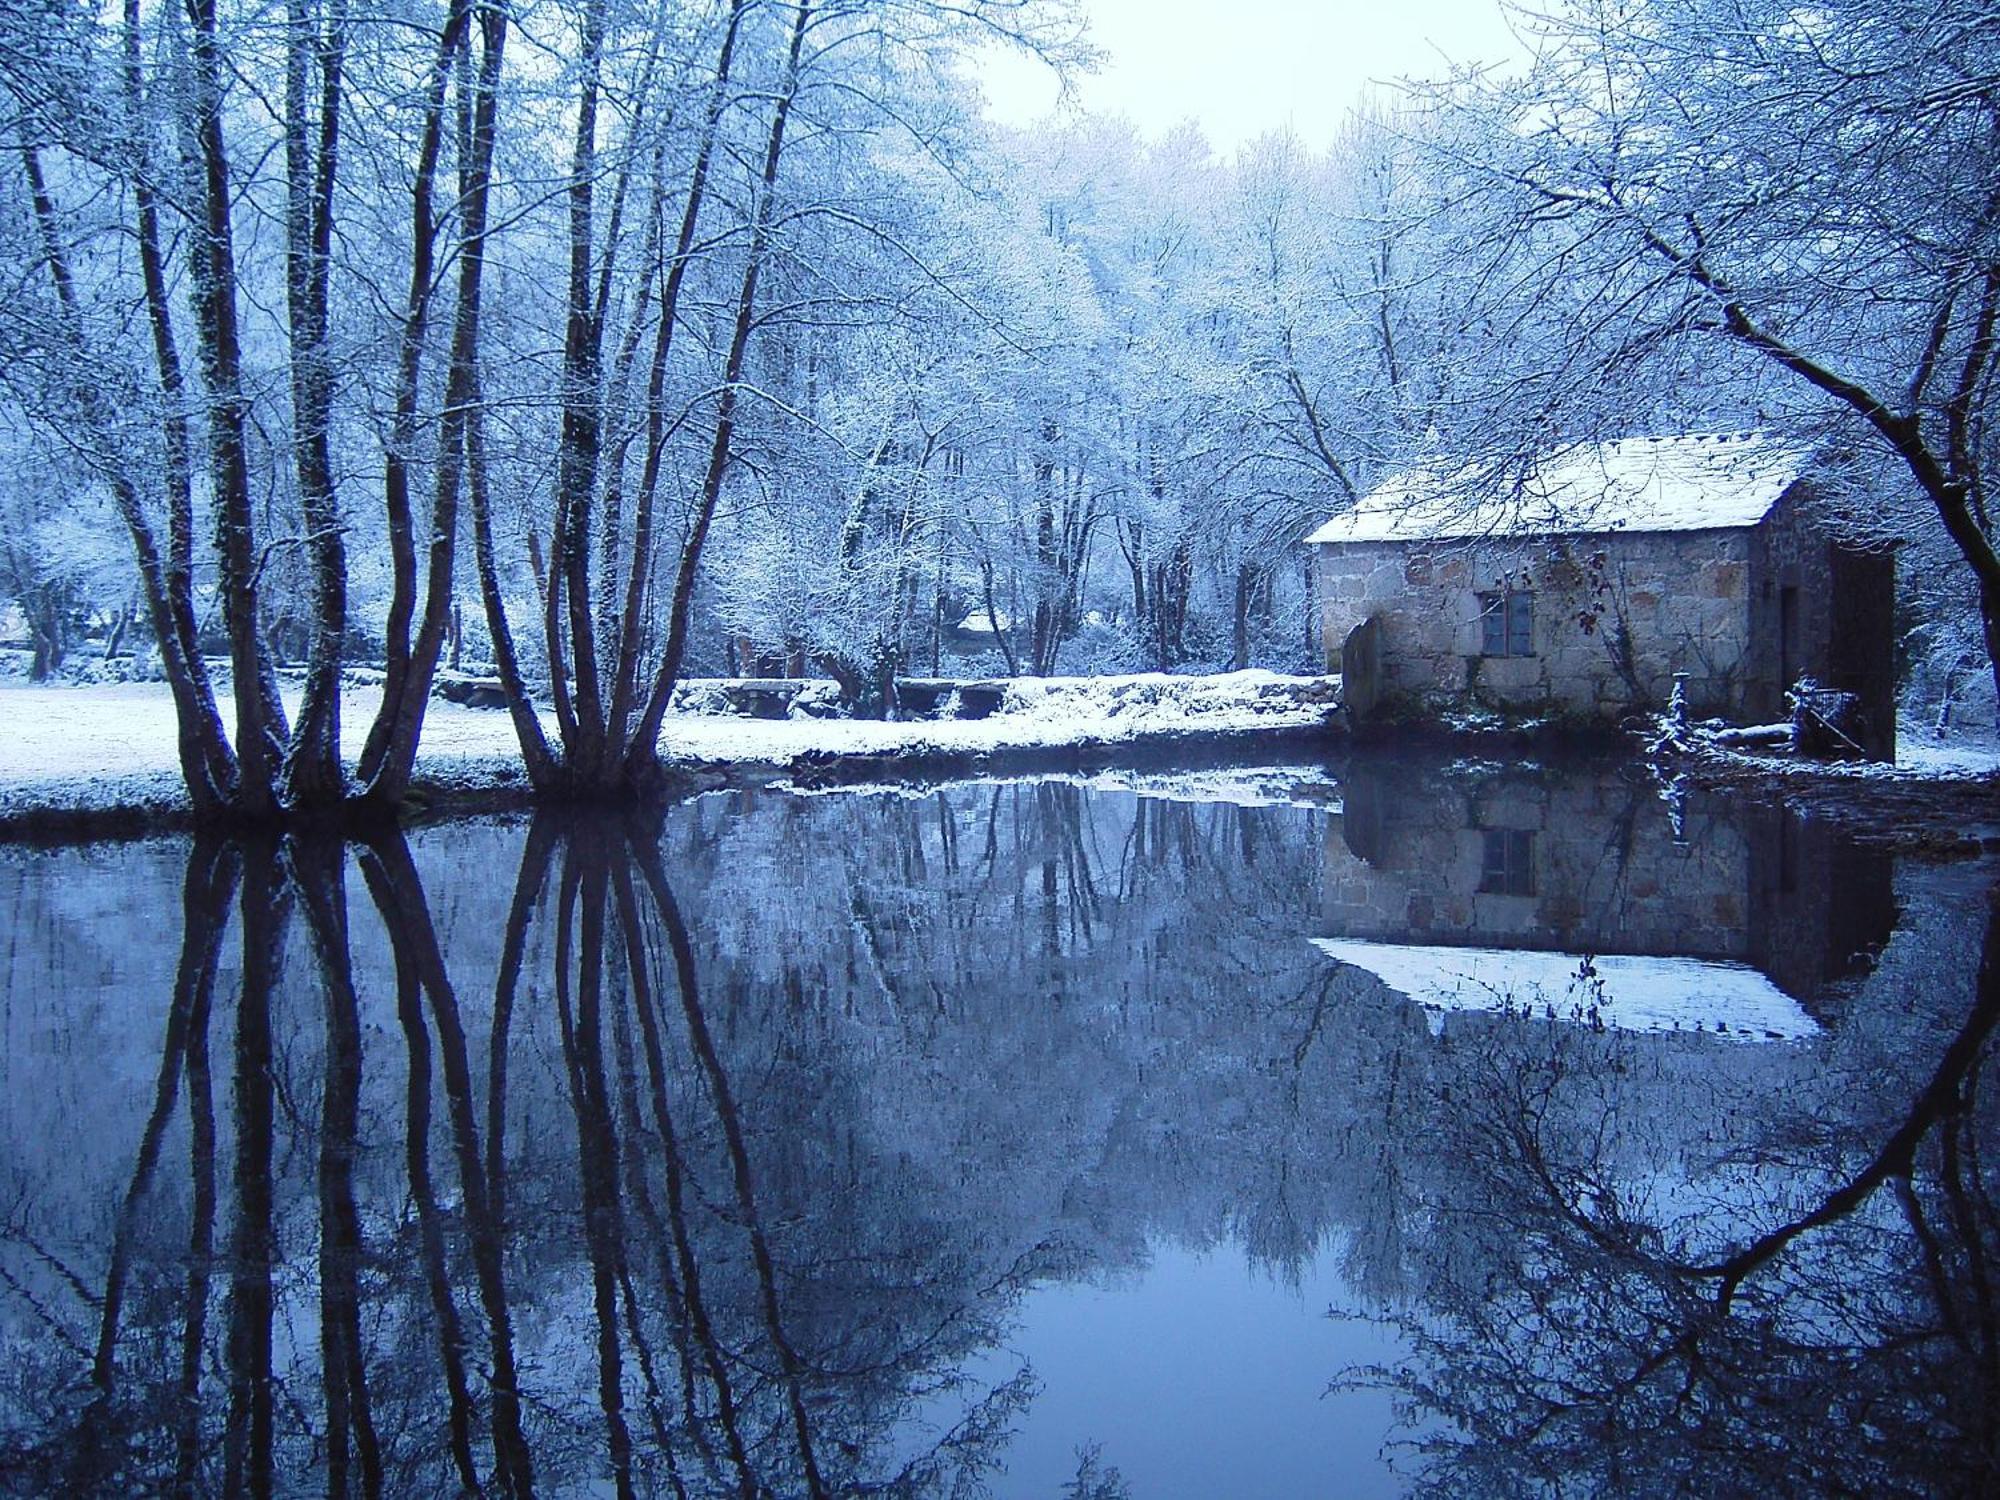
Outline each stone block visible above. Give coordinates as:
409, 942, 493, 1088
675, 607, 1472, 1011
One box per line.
1701, 561, 1747, 599
1365, 564, 1405, 602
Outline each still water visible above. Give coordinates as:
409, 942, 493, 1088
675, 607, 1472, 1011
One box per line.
0, 755, 1992, 1497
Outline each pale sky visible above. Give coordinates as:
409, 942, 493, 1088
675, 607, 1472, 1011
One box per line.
976, 0, 1527, 153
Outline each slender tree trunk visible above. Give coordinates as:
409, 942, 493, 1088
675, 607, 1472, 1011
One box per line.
630, 1, 814, 779
1030, 422, 1059, 676
1231, 558, 1260, 671
281, 0, 351, 807
978, 554, 1018, 676
469, 362, 561, 785
547, 0, 613, 777
602, 0, 750, 766
358, 0, 473, 793
185, 0, 288, 817
121, 0, 238, 805
19, 145, 237, 815
361, 0, 508, 805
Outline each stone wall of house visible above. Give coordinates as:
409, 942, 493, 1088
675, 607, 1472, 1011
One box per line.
1316, 528, 1758, 721
1745, 489, 1897, 755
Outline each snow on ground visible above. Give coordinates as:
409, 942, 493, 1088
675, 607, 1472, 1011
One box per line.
1668, 717, 2000, 783
0, 681, 538, 820
0, 671, 1339, 820
656, 671, 1337, 770
1313, 938, 1820, 1042
1895, 726, 2000, 777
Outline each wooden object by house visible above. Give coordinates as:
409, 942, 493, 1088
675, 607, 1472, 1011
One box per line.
1305, 434, 1896, 759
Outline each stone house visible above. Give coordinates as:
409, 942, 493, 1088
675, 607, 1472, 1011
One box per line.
1306, 434, 1897, 757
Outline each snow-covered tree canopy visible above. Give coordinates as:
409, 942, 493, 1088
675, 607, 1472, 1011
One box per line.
2, 0, 1993, 816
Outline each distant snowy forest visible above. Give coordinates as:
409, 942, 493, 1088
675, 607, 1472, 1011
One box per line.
4, 0, 2000, 813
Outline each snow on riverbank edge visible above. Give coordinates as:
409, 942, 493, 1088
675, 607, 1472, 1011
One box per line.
0, 671, 1343, 835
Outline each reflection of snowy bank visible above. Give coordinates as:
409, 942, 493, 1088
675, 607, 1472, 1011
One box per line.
1070, 765, 1341, 810
1313, 939, 1821, 1042
776, 762, 1344, 811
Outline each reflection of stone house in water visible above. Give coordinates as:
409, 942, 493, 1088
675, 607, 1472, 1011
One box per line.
1307, 434, 1897, 758
1316, 759, 1896, 1040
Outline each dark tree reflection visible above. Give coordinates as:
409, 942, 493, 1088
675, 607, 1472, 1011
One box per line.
1353, 885, 2000, 1498
0, 815, 1050, 1497
4, 765, 1987, 1497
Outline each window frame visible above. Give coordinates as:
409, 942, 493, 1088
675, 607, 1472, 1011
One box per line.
1478, 828, 1536, 897
1477, 589, 1535, 658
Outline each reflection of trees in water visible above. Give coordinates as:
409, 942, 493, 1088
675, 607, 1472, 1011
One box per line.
8, 778, 1973, 1496
1356, 887, 2000, 1497
3, 811, 1108, 1495
0, 787, 1370, 1494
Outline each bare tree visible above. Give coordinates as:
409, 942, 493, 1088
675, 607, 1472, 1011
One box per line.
1433, 0, 2000, 698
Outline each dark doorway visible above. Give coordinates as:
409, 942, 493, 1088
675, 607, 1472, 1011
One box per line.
1779, 584, 1800, 693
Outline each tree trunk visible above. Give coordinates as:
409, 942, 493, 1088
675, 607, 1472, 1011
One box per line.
601, 0, 751, 768
468, 360, 559, 787
359, 0, 474, 796
121, 0, 238, 806
280, 0, 350, 808
629, 0, 814, 782
19, 143, 238, 815
1232, 560, 1256, 672
547, 0, 612, 777
361, 0, 507, 808
185, 0, 289, 818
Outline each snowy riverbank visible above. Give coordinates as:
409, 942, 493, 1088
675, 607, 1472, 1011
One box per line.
0, 671, 1344, 833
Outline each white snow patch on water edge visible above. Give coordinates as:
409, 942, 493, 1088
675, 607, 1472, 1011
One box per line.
1684, 718, 2000, 782
1313, 938, 1820, 1042
0, 671, 1340, 816
654, 670, 1339, 767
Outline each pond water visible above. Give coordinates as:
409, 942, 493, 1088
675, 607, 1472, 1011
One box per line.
0, 754, 1993, 1497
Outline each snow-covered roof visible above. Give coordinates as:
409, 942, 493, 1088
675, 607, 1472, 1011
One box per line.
1304, 433, 1807, 546
1312, 938, 1819, 1042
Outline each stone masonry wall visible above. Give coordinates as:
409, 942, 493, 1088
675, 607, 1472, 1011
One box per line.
1316, 529, 1757, 721
1744, 488, 1897, 756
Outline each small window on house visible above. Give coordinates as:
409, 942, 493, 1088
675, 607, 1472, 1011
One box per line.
1478, 591, 1534, 657
1479, 829, 1536, 897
